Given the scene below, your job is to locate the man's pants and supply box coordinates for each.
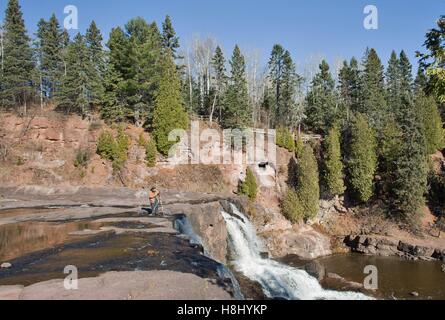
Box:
[151,198,159,215]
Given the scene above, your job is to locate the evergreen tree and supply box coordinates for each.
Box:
[161,15,180,56]
[379,118,403,196]
[268,45,302,127]
[399,50,413,94]
[418,93,444,154]
[323,123,345,197]
[101,62,128,122]
[223,45,251,128]
[306,60,338,133]
[268,44,285,125]
[152,51,188,155]
[86,21,105,104]
[282,188,304,223]
[346,113,378,202]
[212,46,227,122]
[393,94,428,218]
[1,0,36,110]
[107,27,130,78]
[414,66,428,94]
[417,16,445,106]
[104,19,163,124]
[57,33,95,117]
[385,51,401,113]
[338,57,360,120]
[36,14,65,98]
[295,145,320,220]
[280,51,302,128]
[360,48,388,131]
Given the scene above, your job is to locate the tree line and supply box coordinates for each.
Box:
[0,0,444,224]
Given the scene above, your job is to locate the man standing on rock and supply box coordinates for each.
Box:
[149,187,161,216]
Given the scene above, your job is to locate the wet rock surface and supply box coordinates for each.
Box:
[8,271,233,300]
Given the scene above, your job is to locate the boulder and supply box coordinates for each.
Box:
[303,261,326,281]
[1,262,12,269]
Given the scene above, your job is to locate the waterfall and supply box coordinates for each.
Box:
[222,204,372,300]
[173,214,245,300]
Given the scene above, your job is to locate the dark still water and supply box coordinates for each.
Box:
[315,254,445,300]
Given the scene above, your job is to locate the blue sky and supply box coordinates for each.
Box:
[1,0,443,72]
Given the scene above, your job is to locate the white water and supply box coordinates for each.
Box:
[222,204,372,300]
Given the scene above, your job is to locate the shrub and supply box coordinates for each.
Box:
[282,145,320,222]
[295,145,320,220]
[276,127,295,152]
[346,114,377,203]
[138,133,147,147]
[74,149,89,168]
[97,131,115,161]
[323,124,345,196]
[282,188,304,223]
[96,129,130,172]
[239,167,258,200]
[146,139,157,167]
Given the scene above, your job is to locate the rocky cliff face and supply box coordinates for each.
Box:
[345,235,445,262]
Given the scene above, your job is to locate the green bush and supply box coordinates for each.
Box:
[146,139,157,167]
[296,145,320,220]
[282,188,304,223]
[346,114,377,203]
[276,127,295,152]
[282,145,320,222]
[323,124,345,196]
[239,167,258,200]
[97,128,130,172]
[97,131,115,161]
[74,149,90,168]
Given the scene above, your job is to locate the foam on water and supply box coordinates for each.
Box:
[222,204,372,300]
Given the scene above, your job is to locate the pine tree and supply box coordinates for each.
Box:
[86,21,105,104]
[418,93,444,154]
[306,60,338,133]
[338,57,360,120]
[105,19,163,125]
[223,45,251,128]
[57,33,95,117]
[360,48,388,131]
[101,62,128,122]
[153,51,188,155]
[282,188,304,223]
[385,51,401,113]
[268,44,285,126]
[212,46,227,123]
[417,15,445,106]
[414,66,428,94]
[346,113,378,202]
[1,0,36,110]
[295,145,320,220]
[161,15,180,56]
[393,93,428,218]
[280,51,302,128]
[36,14,65,99]
[323,123,345,197]
[268,45,302,127]
[107,27,130,78]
